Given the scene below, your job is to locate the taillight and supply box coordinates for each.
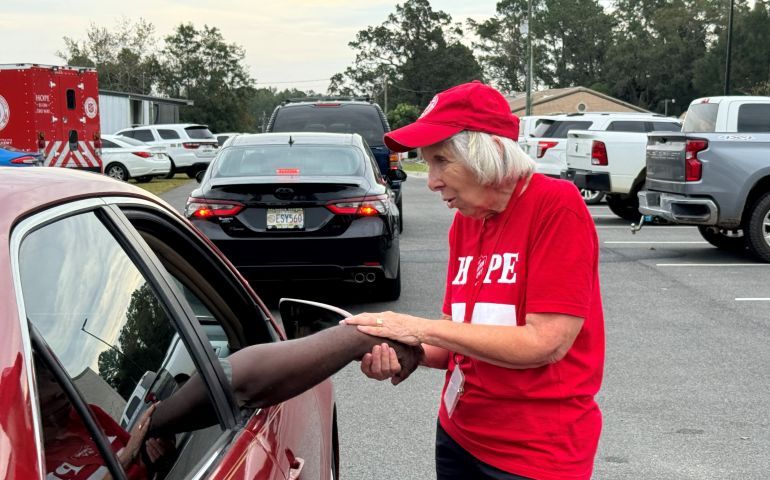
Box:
[132,151,152,158]
[10,155,38,165]
[276,168,300,175]
[536,141,558,158]
[37,131,46,150]
[93,132,102,149]
[327,194,389,216]
[591,141,608,166]
[183,142,201,149]
[185,197,245,218]
[685,139,707,182]
[389,153,400,170]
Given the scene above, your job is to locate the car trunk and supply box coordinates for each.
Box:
[646,132,689,185]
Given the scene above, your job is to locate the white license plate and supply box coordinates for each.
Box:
[267,208,304,229]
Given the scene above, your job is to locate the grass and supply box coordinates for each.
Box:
[130,175,194,196]
[402,160,428,173]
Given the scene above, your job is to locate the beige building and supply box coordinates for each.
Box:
[507,87,648,115]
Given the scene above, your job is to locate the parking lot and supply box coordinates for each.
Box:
[161,173,770,479]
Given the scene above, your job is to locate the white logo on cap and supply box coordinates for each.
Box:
[0,95,9,131]
[419,95,439,119]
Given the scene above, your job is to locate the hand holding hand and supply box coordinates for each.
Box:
[342,311,422,346]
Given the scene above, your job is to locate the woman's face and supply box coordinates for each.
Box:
[423,142,493,219]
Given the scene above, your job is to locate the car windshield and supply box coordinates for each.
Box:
[213,144,365,177]
[682,103,719,132]
[185,126,216,139]
[271,104,387,146]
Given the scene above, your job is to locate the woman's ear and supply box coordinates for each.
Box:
[491,135,505,158]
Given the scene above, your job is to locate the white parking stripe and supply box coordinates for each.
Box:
[735,298,770,301]
[657,263,770,267]
[604,241,708,244]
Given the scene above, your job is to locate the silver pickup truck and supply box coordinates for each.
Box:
[638,96,770,261]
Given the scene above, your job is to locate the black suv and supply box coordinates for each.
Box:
[266,98,407,231]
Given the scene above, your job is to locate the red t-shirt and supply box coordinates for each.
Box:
[44,405,145,480]
[439,174,604,480]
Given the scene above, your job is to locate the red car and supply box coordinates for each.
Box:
[0,167,338,479]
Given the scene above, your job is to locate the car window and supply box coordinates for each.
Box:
[117,130,135,139]
[214,144,365,178]
[652,121,681,132]
[185,126,216,140]
[682,103,719,132]
[606,121,647,133]
[18,211,226,480]
[271,104,387,146]
[158,129,181,140]
[133,129,155,142]
[542,120,593,138]
[118,136,148,147]
[737,103,770,133]
[360,138,385,184]
[102,139,119,149]
[531,119,555,137]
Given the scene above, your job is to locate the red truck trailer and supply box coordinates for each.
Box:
[0,64,102,171]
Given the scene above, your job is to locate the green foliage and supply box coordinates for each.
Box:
[387,103,421,129]
[330,0,483,108]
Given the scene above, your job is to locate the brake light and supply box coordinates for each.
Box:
[132,151,152,158]
[10,155,38,165]
[183,142,201,149]
[185,197,245,218]
[685,139,707,182]
[93,132,102,149]
[389,153,401,170]
[37,131,46,150]
[591,141,608,166]
[314,103,341,107]
[277,168,300,175]
[536,141,558,158]
[327,194,389,216]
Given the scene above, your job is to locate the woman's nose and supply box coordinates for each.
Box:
[427,168,443,191]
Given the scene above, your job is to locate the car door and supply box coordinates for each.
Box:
[10,198,286,479]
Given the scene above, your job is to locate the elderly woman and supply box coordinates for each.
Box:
[343,81,604,480]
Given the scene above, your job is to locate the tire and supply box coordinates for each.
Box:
[581,189,605,205]
[331,407,339,480]
[396,196,404,233]
[163,160,176,179]
[606,194,641,222]
[380,260,401,301]
[745,192,770,262]
[135,176,153,183]
[698,225,747,253]
[105,162,129,182]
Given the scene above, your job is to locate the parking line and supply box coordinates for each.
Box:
[657,263,770,267]
[605,241,707,244]
[735,298,770,301]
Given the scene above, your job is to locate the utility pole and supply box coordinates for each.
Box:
[383,75,388,113]
[664,98,675,116]
[724,0,734,96]
[524,0,533,116]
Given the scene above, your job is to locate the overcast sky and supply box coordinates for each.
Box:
[1,0,501,92]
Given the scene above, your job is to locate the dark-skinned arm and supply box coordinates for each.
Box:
[149,325,423,435]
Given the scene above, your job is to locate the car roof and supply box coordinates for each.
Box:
[228,132,360,147]
[120,123,208,130]
[0,168,170,231]
[279,100,375,107]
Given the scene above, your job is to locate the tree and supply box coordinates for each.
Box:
[156,24,257,132]
[330,0,483,108]
[387,103,421,129]
[57,18,160,94]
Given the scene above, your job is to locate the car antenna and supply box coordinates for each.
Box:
[288,135,294,146]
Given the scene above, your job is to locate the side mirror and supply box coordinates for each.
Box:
[195,169,206,183]
[387,169,407,182]
[278,298,352,340]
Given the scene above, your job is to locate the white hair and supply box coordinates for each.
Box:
[435,131,536,186]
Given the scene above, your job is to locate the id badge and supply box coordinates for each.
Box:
[443,365,465,417]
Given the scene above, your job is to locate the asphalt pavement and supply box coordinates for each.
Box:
[161,174,770,479]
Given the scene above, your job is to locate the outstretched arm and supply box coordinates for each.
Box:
[149,325,423,435]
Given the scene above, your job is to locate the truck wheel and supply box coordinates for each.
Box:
[105,163,129,182]
[606,194,640,222]
[697,226,747,252]
[746,192,770,262]
[581,189,605,205]
[163,160,176,179]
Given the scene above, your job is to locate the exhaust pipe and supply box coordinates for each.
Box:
[354,273,366,283]
[365,272,376,283]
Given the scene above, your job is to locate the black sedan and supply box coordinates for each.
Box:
[186,132,402,300]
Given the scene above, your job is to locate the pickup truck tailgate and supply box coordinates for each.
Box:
[646,133,688,183]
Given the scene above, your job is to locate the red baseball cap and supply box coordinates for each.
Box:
[384,80,519,152]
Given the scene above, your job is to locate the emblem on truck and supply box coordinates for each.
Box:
[0,95,9,131]
[84,97,98,119]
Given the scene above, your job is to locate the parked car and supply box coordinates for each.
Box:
[1,167,339,479]
[101,134,171,182]
[517,115,557,145]
[115,123,218,179]
[562,117,681,220]
[639,96,770,261]
[187,132,402,300]
[265,98,408,232]
[0,145,41,167]
[524,112,676,204]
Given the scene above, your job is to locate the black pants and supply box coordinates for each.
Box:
[436,422,532,480]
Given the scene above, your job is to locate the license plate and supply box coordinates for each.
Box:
[267,208,304,230]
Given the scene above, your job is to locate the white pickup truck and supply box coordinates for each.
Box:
[561,117,681,220]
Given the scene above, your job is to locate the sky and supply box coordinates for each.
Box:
[1,0,502,93]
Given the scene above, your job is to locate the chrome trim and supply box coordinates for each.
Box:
[638,191,718,224]
[9,197,107,479]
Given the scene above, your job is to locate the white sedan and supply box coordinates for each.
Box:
[102,134,171,182]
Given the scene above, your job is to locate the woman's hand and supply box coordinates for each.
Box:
[342,311,423,346]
